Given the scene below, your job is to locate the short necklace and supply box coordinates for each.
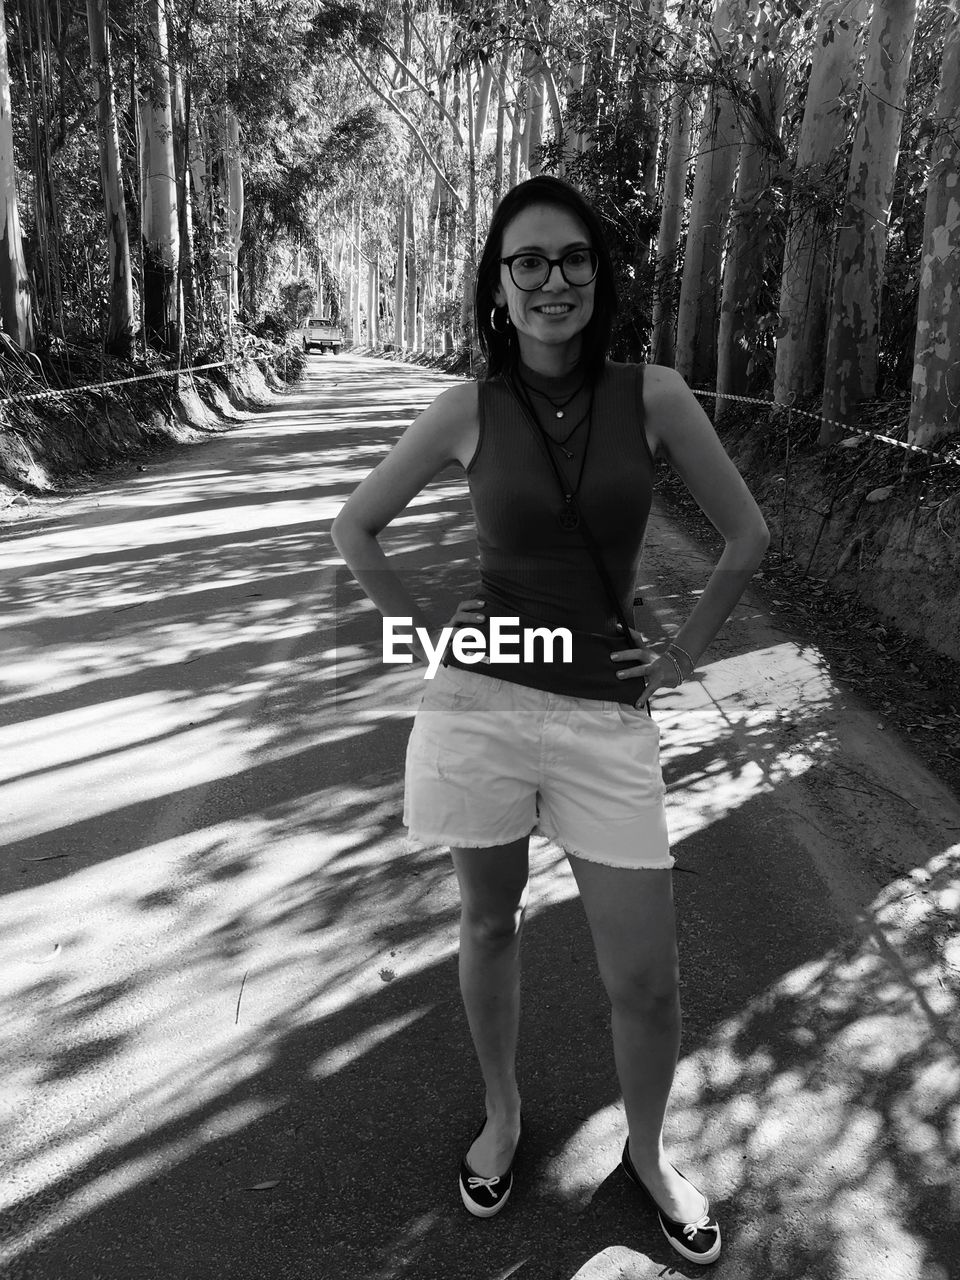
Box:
[511,376,595,530]
[519,375,586,420]
[538,407,591,460]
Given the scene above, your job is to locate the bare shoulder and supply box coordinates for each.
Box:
[417,380,480,470]
[640,362,690,455]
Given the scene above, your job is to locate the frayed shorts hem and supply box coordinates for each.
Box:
[402,824,537,852]
[403,824,674,870]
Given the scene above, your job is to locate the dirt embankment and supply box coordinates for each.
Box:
[0,343,304,504]
[658,403,960,794]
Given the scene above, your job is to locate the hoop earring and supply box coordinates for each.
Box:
[490,306,511,334]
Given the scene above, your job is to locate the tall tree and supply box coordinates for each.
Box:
[716,10,786,413]
[821,0,918,441]
[139,0,181,353]
[0,5,34,350]
[222,0,244,333]
[87,0,135,357]
[674,0,740,385]
[908,8,960,449]
[774,0,869,405]
[651,72,694,366]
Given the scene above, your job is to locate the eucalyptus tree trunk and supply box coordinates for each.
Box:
[222,0,243,333]
[674,0,739,386]
[367,250,379,347]
[493,42,509,202]
[0,9,33,350]
[169,47,198,342]
[139,0,180,353]
[821,0,917,442]
[475,60,494,153]
[394,193,406,348]
[508,101,522,189]
[461,63,478,355]
[716,27,786,414]
[564,58,588,161]
[524,72,545,176]
[651,74,694,366]
[908,12,960,449]
[87,0,134,356]
[774,0,869,405]
[405,195,418,352]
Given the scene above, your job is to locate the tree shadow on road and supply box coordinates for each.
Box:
[2,358,957,1280]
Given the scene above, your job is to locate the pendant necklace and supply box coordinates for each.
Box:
[539,407,591,460]
[511,375,595,531]
[519,375,586,420]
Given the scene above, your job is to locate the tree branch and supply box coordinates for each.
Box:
[374,36,465,150]
[347,53,464,209]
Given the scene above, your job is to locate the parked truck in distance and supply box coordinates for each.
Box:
[302,317,344,354]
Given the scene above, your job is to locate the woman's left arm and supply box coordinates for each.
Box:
[616,365,770,706]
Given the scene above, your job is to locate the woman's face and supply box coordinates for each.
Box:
[493,203,596,361]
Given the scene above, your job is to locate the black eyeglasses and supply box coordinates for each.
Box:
[498,249,599,291]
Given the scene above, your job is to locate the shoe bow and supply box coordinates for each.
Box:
[467,1174,502,1197]
[683,1213,718,1241]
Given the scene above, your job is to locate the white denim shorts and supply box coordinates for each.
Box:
[403,664,672,870]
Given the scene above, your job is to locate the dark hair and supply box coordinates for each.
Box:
[475,175,617,383]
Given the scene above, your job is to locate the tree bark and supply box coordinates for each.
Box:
[908,11,960,449]
[494,45,507,203]
[651,75,694,366]
[717,19,786,414]
[139,0,180,354]
[394,192,406,349]
[774,0,869,405]
[674,0,740,386]
[87,0,134,357]
[0,5,34,350]
[169,40,198,345]
[405,194,417,352]
[223,0,244,336]
[821,0,917,442]
[367,250,379,347]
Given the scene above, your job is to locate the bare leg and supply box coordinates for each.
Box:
[566,858,705,1222]
[451,836,529,1177]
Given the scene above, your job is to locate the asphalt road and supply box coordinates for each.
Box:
[1,354,958,1280]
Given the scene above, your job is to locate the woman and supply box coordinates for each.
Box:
[332,175,768,1266]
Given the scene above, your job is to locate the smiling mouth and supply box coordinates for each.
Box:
[534,304,574,315]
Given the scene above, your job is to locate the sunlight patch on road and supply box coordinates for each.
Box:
[666,844,959,1277]
[541,844,960,1276]
[308,1008,431,1079]
[657,640,837,845]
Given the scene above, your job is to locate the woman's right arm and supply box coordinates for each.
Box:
[331,381,478,636]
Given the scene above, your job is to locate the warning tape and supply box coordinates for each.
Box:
[0,359,239,409]
[691,387,960,469]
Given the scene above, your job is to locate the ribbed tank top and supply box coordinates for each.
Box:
[444,359,655,701]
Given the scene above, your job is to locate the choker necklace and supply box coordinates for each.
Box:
[519,374,586,420]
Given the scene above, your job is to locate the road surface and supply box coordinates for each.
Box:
[1,354,958,1280]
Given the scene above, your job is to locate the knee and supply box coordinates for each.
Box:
[461,900,527,947]
[601,963,680,1026]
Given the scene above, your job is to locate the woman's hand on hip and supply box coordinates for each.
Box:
[610,628,681,709]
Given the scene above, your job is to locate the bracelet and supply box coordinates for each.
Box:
[668,643,695,677]
[662,650,685,687]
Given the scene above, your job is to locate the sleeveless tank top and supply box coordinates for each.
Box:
[444,359,655,702]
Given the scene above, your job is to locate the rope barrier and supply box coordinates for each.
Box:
[0,358,240,409]
[2,352,956,472]
[690,387,960,469]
